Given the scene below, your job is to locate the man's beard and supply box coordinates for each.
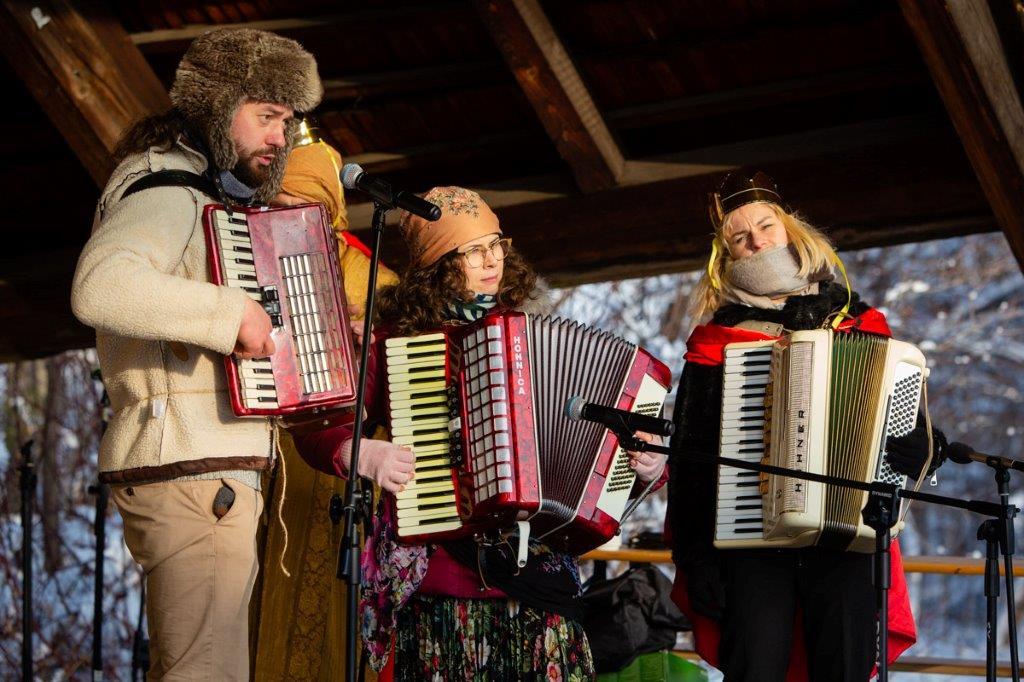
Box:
[232,146,277,188]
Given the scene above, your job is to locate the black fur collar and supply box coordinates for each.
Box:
[712,281,870,331]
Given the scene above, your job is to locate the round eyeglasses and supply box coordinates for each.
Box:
[458,237,512,269]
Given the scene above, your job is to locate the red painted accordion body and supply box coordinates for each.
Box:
[385,311,671,554]
[203,203,358,417]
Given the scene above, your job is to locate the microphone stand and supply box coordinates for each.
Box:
[89,373,110,681]
[19,440,36,682]
[977,459,1020,682]
[337,200,388,682]
[88,482,109,681]
[620,434,1013,682]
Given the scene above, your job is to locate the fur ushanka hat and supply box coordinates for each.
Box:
[170,28,323,199]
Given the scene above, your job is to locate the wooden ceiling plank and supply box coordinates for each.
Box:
[322,61,506,102]
[344,129,536,175]
[129,3,463,49]
[606,64,924,130]
[474,0,624,193]
[0,0,169,186]
[345,115,948,228]
[342,115,993,286]
[899,0,1024,269]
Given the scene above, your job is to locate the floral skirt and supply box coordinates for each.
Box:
[393,594,595,681]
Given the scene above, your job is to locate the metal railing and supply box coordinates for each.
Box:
[581,549,1024,677]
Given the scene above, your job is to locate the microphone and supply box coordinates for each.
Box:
[947,442,1024,473]
[340,163,441,221]
[564,396,675,438]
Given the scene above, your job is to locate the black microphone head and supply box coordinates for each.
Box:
[424,201,442,221]
[946,441,975,464]
[565,396,586,421]
[340,163,364,190]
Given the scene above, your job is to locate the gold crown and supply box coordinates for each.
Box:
[293,118,321,147]
[708,170,782,227]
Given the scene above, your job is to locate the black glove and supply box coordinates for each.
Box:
[682,551,726,621]
[886,424,948,478]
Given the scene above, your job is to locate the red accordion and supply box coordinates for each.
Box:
[384,311,672,555]
[203,203,358,417]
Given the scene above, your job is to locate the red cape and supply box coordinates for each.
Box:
[667,309,917,680]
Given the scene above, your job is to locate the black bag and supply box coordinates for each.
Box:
[581,564,690,673]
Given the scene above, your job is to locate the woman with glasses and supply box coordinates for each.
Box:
[292,186,666,681]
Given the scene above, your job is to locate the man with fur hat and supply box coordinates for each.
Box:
[70,28,322,680]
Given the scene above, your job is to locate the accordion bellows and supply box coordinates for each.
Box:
[715,329,927,553]
[384,311,672,555]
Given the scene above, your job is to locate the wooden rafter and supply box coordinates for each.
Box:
[474,0,624,193]
[899,0,1024,270]
[0,0,169,186]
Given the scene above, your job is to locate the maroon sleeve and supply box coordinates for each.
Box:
[649,459,669,493]
[290,331,388,478]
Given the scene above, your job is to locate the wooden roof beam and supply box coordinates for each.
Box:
[0,0,169,186]
[474,0,624,193]
[899,0,1024,270]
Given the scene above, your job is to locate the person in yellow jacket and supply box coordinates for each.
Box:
[249,124,398,681]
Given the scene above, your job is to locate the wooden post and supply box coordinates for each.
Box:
[0,0,170,186]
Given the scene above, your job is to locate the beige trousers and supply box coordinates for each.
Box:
[113,479,263,681]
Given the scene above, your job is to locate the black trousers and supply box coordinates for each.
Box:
[718,548,877,682]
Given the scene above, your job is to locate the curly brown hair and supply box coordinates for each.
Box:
[375,247,537,336]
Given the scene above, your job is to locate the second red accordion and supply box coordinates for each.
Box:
[384,311,672,555]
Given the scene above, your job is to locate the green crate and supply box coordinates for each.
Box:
[596,651,708,682]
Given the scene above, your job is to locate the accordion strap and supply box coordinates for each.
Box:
[734,319,784,337]
[120,169,218,201]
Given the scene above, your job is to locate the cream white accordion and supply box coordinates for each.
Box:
[715,329,928,553]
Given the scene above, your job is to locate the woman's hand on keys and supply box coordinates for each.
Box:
[344,438,416,493]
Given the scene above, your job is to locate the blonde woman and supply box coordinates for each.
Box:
[666,172,945,682]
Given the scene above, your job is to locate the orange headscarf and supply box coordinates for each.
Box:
[399,186,501,267]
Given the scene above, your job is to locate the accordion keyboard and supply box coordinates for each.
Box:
[385,333,463,537]
[715,342,773,543]
[211,210,280,410]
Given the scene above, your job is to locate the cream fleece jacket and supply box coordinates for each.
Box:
[71,137,273,483]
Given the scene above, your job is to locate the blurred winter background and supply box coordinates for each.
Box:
[2,232,1022,679]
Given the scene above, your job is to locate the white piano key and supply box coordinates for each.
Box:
[224,261,257,276]
[396,518,462,537]
[386,333,446,349]
[396,506,461,527]
[395,493,456,510]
